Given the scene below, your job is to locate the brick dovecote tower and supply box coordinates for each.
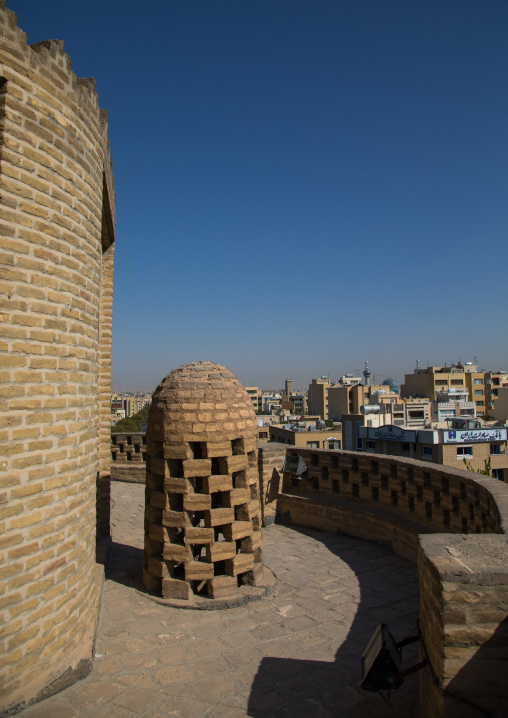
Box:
[143,361,264,600]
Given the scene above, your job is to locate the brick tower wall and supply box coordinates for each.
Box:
[0,2,115,711]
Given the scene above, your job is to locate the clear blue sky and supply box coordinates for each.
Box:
[10,0,508,391]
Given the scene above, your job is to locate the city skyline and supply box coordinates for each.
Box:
[10,0,508,392]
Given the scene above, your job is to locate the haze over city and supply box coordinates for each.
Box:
[11,0,508,392]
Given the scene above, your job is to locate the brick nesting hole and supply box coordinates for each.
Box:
[143,361,263,600]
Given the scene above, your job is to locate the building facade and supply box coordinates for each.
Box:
[269,423,342,450]
[359,421,508,481]
[401,363,508,419]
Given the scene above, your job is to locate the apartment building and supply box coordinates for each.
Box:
[308,377,332,419]
[328,384,399,420]
[492,387,508,423]
[401,363,508,418]
[245,386,263,413]
[431,389,476,424]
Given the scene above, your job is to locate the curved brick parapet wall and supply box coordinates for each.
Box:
[279,448,508,718]
[280,449,506,554]
[143,362,264,600]
[0,2,115,711]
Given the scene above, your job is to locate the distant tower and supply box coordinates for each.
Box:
[415,359,420,374]
[363,361,371,386]
[285,378,293,397]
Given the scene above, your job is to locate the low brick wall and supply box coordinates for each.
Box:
[110,437,287,530]
[279,448,508,718]
[110,432,147,483]
[258,443,286,526]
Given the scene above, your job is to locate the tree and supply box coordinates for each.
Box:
[112,405,150,433]
[463,456,492,477]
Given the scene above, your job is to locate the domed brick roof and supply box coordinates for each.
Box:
[148,361,257,446]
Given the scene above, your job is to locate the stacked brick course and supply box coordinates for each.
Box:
[0,2,115,711]
[111,431,147,483]
[143,362,264,600]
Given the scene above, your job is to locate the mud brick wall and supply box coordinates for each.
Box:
[278,447,508,718]
[143,362,264,601]
[0,2,115,711]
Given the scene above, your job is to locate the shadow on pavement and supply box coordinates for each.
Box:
[248,526,420,718]
[106,541,145,591]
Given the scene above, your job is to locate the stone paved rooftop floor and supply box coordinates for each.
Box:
[19,482,420,718]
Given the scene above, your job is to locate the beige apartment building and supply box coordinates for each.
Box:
[308,377,332,419]
[328,383,399,420]
[245,386,262,413]
[401,363,508,418]
[492,387,508,423]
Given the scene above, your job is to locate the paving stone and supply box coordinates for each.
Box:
[153,664,195,685]
[92,707,134,718]
[191,675,236,701]
[112,687,165,712]
[124,635,164,653]
[118,673,161,689]
[158,695,213,717]
[281,615,318,632]
[95,657,121,675]
[98,641,126,657]
[154,645,198,665]
[19,700,79,718]
[205,706,248,718]
[120,652,158,670]
[187,656,230,676]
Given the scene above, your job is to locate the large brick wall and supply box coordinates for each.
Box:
[0,2,115,711]
[279,448,508,718]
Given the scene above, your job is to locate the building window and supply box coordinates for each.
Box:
[259,432,268,439]
[366,441,375,452]
[457,446,472,457]
[435,380,448,385]
[490,444,501,455]
[402,442,410,453]
[474,390,483,396]
[451,380,464,385]
[422,447,433,460]
[307,441,319,448]
[492,469,505,481]
[474,379,483,385]
[328,440,341,450]
[475,401,484,406]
